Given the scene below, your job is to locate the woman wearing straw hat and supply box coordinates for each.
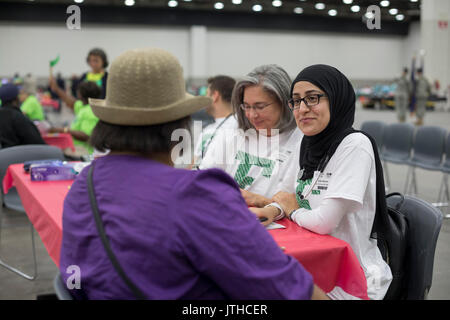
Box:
[59,48,326,300]
[199,65,303,225]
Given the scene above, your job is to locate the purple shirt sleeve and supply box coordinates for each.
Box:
[172,168,314,300]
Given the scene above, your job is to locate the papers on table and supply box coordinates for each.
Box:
[265,222,286,230]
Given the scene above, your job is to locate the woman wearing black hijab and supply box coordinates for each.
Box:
[256,65,393,300]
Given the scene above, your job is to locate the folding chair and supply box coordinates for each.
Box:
[404,126,446,196]
[435,131,450,219]
[381,123,415,192]
[0,145,65,280]
[386,194,443,299]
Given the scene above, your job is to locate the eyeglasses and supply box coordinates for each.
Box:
[288,94,326,111]
[240,102,275,113]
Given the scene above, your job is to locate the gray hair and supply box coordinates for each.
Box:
[231,64,296,133]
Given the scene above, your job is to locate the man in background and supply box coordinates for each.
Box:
[19,86,45,121]
[414,68,431,126]
[191,75,237,169]
[0,83,45,148]
[394,67,410,122]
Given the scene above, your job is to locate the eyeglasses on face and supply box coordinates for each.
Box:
[239,102,275,113]
[288,94,326,111]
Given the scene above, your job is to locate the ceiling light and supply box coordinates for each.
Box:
[124,0,135,6]
[396,14,405,21]
[410,0,418,2]
[343,0,353,4]
[168,0,178,8]
[214,2,224,10]
[389,8,398,15]
[231,0,242,4]
[315,3,325,10]
[272,0,282,7]
[350,5,360,12]
[252,4,263,12]
[328,9,337,16]
[380,1,390,7]
[74,0,84,3]
[293,7,303,14]
[365,11,375,19]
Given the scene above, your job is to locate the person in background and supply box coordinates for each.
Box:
[60,48,327,300]
[191,75,238,169]
[199,64,303,224]
[0,83,45,148]
[252,64,393,300]
[49,78,101,155]
[414,68,431,126]
[72,48,109,99]
[394,68,410,123]
[19,86,45,121]
[23,73,37,95]
[48,72,66,113]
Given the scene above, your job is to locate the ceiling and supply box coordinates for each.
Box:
[1,0,421,21]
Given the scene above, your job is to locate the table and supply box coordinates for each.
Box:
[42,133,76,152]
[3,164,369,300]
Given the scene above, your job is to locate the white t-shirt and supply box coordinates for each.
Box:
[200,126,303,199]
[281,133,393,300]
[194,115,238,161]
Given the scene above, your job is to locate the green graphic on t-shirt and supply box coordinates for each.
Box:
[201,133,214,153]
[234,151,275,189]
[295,178,313,210]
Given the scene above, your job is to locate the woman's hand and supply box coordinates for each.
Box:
[272,191,299,218]
[248,206,279,227]
[240,189,270,208]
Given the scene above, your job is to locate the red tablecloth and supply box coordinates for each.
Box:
[3,163,369,300]
[42,133,75,152]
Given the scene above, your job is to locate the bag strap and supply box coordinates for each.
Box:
[87,164,147,300]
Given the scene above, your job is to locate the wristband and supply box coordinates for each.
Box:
[265,202,285,221]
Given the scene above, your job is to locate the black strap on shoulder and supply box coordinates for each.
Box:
[87,164,147,300]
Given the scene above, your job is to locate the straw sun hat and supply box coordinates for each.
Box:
[89,48,212,126]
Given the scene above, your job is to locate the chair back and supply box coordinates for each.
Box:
[410,126,446,168]
[386,194,443,299]
[382,123,415,162]
[361,121,386,152]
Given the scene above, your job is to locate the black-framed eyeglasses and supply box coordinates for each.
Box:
[239,102,275,113]
[288,94,326,111]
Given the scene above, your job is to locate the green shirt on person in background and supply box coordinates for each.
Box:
[20,95,44,121]
[71,100,99,154]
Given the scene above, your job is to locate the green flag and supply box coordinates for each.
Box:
[49,55,60,67]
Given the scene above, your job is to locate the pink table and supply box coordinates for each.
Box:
[3,164,369,299]
[42,133,76,152]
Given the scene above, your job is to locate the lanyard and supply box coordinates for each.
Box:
[297,154,329,200]
[201,114,233,158]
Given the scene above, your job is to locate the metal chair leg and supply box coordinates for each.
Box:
[404,166,412,195]
[384,160,391,192]
[0,208,38,281]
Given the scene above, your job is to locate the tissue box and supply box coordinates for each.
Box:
[23,159,63,173]
[30,163,77,181]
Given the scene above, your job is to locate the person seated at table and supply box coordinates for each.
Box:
[60,48,328,300]
[19,86,45,121]
[0,83,45,148]
[48,79,101,155]
[199,64,303,216]
[251,64,393,300]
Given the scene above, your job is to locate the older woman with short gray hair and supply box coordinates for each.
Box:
[200,64,303,224]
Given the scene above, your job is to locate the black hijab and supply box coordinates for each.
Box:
[291,64,388,239]
[291,64,356,180]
